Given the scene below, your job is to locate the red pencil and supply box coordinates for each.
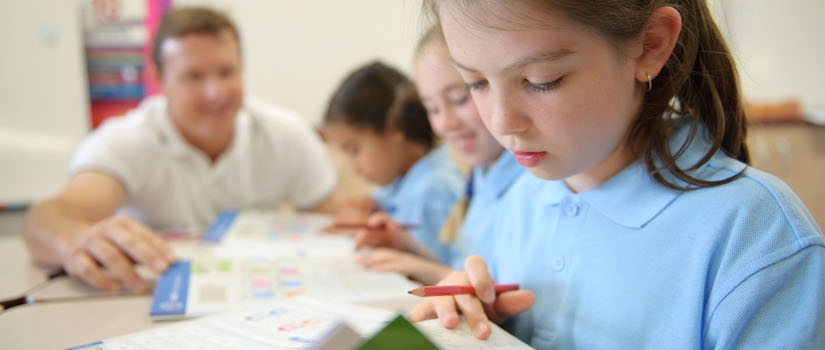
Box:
[407,283,520,297]
[328,222,418,230]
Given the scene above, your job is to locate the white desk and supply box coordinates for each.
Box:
[0,237,419,349]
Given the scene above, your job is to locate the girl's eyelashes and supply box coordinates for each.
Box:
[464,76,565,93]
[464,79,488,92]
[524,76,565,93]
[450,93,470,106]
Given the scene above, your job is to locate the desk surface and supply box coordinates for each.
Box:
[0,237,167,349]
[0,236,419,349]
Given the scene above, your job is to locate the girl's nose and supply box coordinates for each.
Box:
[487,88,530,136]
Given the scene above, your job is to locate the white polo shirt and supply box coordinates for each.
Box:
[69,95,338,232]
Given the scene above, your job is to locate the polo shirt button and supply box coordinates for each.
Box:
[564,203,579,216]
[552,256,565,271]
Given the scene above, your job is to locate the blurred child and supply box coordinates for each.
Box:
[322,61,464,263]
[410,0,825,348]
[355,25,526,285]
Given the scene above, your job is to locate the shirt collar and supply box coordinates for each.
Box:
[398,144,450,191]
[472,151,526,199]
[373,145,450,203]
[154,95,250,164]
[533,120,716,228]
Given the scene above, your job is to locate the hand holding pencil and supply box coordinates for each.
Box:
[408,283,520,297]
[408,255,535,340]
[348,211,415,251]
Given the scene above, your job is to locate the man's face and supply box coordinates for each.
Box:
[158,30,243,146]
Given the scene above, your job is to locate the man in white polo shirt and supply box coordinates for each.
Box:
[23,7,344,293]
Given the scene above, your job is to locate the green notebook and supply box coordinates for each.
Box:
[356,315,439,350]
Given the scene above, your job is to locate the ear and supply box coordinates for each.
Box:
[152,65,165,94]
[387,128,407,145]
[635,6,682,84]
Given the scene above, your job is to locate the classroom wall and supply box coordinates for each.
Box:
[0,0,423,205]
[1,0,823,205]
[227,1,425,126]
[714,0,825,122]
[0,0,89,205]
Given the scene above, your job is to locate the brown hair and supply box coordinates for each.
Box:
[152,7,241,75]
[425,0,749,190]
[324,61,435,149]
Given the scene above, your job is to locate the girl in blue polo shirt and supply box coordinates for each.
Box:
[409,1,825,349]
[354,25,527,284]
[322,61,464,264]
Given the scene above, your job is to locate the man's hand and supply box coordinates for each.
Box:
[58,215,177,292]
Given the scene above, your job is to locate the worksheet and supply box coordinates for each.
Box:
[151,211,419,320]
[72,299,535,350]
[415,317,534,349]
[72,298,396,350]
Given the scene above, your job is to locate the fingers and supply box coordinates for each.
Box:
[365,211,392,228]
[454,294,492,339]
[410,296,491,339]
[464,255,495,303]
[355,249,404,274]
[125,219,177,263]
[491,290,535,323]
[353,229,378,250]
[65,251,122,292]
[63,215,175,293]
[355,248,391,266]
[104,224,168,274]
[408,300,438,323]
[433,296,461,329]
[84,235,146,292]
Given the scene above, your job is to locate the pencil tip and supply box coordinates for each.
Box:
[408,287,425,297]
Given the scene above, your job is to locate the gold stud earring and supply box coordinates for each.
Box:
[647,73,653,92]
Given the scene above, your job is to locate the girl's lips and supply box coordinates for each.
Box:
[512,151,547,167]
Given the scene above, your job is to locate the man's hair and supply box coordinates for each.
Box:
[152,7,241,75]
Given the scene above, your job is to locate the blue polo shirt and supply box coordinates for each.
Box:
[450,151,526,269]
[371,145,464,263]
[489,123,825,349]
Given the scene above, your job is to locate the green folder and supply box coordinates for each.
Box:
[356,315,439,350]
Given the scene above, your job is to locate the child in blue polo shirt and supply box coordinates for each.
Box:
[322,61,464,263]
[354,25,527,284]
[409,0,825,349]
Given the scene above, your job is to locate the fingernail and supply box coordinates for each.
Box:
[165,252,178,262]
[153,260,168,272]
[484,290,495,303]
[475,322,490,337]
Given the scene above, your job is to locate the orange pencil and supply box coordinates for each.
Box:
[328,222,418,230]
[407,283,520,297]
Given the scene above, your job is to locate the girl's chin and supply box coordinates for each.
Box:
[524,166,565,181]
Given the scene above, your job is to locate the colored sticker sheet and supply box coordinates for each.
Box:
[151,211,418,320]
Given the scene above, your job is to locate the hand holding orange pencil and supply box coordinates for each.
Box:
[408,256,535,340]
